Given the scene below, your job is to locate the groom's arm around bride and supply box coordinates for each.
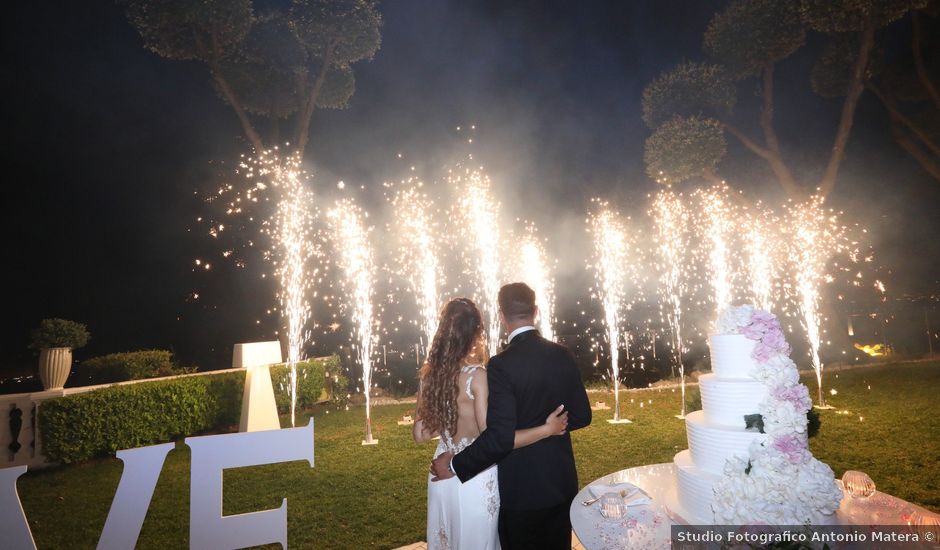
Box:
[448,341,591,484]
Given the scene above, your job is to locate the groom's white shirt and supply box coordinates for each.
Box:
[449,325,537,475]
[507,325,536,343]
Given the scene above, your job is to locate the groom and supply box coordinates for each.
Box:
[431,282,592,549]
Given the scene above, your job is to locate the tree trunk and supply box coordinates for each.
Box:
[817,23,876,197]
[721,120,805,199]
[294,42,337,160]
[701,166,724,186]
[760,64,783,154]
[868,83,940,157]
[891,121,940,182]
[721,121,771,159]
[912,12,940,112]
[759,64,801,195]
[210,67,266,154]
[195,31,265,155]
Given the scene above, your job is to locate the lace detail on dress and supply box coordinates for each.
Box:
[464,375,474,400]
[436,525,451,550]
[441,430,474,454]
[485,473,500,519]
[461,364,483,400]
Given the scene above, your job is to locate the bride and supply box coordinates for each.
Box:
[413,298,568,549]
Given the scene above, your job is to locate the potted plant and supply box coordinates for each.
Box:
[29,318,90,390]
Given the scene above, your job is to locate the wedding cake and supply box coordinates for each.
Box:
[673,305,843,525]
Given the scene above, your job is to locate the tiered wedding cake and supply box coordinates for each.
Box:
[673,305,843,525]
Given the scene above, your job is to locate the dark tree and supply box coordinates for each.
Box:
[642,0,930,197]
[862,2,940,181]
[122,0,382,159]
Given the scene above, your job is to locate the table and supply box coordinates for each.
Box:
[570,462,937,550]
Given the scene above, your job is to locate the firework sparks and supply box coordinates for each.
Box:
[694,184,736,316]
[588,201,634,422]
[238,149,318,427]
[453,168,502,355]
[651,190,689,418]
[327,198,379,443]
[196,144,880,426]
[784,195,854,407]
[517,225,556,341]
[391,184,442,347]
[743,204,777,311]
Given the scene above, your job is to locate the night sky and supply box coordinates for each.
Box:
[5,1,939,375]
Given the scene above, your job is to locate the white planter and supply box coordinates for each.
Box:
[39,347,73,390]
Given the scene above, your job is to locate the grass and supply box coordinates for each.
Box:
[17,361,940,549]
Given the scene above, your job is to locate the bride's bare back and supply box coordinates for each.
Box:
[451,364,487,445]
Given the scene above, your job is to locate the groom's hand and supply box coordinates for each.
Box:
[430,451,455,482]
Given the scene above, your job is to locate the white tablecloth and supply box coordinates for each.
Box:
[570,462,936,550]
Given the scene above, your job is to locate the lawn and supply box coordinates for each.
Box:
[17,361,940,549]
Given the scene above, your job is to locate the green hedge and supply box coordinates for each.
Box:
[78,350,193,385]
[40,357,338,464]
[272,359,327,411]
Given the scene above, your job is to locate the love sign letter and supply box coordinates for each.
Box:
[188,420,315,550]
[0,420,314,550]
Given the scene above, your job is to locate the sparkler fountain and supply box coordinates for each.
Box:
[327,198,380,444]
[518,226,556,341]
[392,184,442,347]
[651,190,689,419]
[454,168,502,355]
[743,204,777,311]
[588,202,633,424]
[237,149,317,428]
[695,184,735,317]
[785,196,851,409]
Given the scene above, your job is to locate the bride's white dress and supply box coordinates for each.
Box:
[427,365,500,550]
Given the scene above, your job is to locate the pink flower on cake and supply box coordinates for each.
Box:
[741,309,780,340]
[761,328,790,354]
[772,434,809,464]
[772,385,812,411]
[752,342,775,363]
[751,309,778,326]
[741,322,767,340]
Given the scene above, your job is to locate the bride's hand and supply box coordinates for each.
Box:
[544,404,568,436]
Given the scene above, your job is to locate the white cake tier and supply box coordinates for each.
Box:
[686,410,765,475]
[674,450,719,524]
[699,374,767,429]
[709,334,757,379]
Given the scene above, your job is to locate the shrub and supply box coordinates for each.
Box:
[29,319,90,350]
[321,355,349,409]
[40,356,334,463]
[79,350,193,385]
[270,359,328,413]
[40,373,240,463]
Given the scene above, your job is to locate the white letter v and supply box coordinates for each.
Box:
[96,442,174,550]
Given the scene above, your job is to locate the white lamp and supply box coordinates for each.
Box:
[234,341,283,432]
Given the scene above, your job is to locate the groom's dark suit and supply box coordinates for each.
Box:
[452,329,592,549]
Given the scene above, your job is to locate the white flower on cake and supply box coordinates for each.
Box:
[753,355,800,386]
[710,305,843,525]
[715,304,755,334]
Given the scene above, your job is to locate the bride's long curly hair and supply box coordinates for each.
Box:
[416,298,488,436]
